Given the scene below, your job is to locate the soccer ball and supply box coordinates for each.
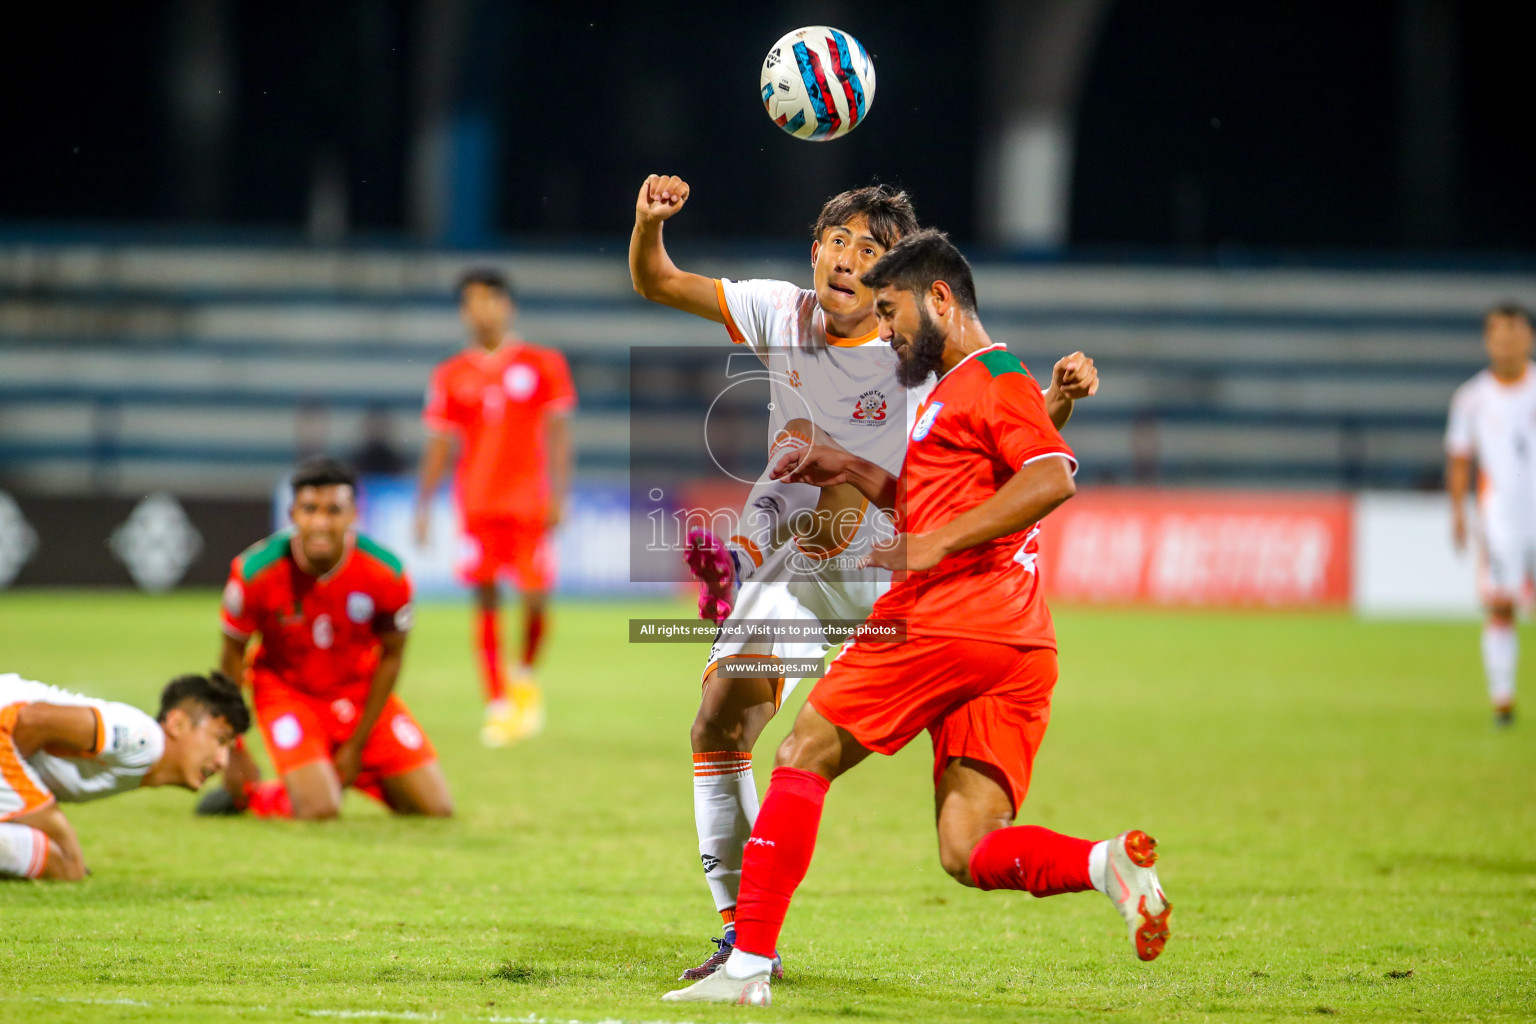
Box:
[759,26,876,142]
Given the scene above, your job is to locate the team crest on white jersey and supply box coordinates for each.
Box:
[911,402,944,441]
[503,364,538,400]
[850,389,888,425]
[346,591,374,624]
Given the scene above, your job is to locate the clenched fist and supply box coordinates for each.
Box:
[636,174,691,223]
[1051,351,1099,400]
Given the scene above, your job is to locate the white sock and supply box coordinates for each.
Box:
[0,823,49,878]
[692,751,759,918]
[1087,840,1109,894]
[724,947,775,979]
[1482,621,1518,709]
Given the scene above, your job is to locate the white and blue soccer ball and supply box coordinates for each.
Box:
[759,26,875,142]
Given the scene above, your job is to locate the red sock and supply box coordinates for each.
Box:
[967,825,1094,896]
[478,608,505,703]
[245,780,292,819]
[733,766,830,958]
[521,605,546,670]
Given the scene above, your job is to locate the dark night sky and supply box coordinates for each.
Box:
[0,0,1530,253]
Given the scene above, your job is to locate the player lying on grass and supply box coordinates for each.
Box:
[631,173,1098,980]
[665,230,1168,1006]
[200,456,453,821]
[0,671,247,881]
[1446,303,1536,728]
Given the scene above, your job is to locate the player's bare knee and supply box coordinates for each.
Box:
[292,804,340,821]
[290,792,342,820]
[403,784,454,818]
[695,673,775,752]
[937,842,978,887]
[935,819,988,887]
[773,728,836,777]
[691,705,747,751]
[1489,603,1516,625]
[421,797,454,818]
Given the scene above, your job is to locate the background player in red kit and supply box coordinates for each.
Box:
[416,269,576,747]
[204,457,452,820]
[665,231,1170,1006]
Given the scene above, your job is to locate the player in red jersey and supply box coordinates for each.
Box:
[416,268,576,747]
[665,231,1170,1006]
[200,457,452,820]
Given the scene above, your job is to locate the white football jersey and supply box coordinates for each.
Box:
[1446,364,1536,520]
[0,673,163,802]
[715,278,932,475]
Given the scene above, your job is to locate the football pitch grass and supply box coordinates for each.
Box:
[1,592,1532,1024]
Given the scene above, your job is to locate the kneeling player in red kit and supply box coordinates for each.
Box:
[665,231,1169,1006]
[199,456,453,820]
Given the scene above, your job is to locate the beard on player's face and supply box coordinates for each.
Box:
[894,302,947,387]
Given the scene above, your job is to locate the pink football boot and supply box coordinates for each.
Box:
[685,529,737,624]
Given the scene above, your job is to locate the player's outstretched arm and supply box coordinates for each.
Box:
[1043,351,1099,430]
[629,174,724,323]
[771,445,898,511]
[870,455,1076,574]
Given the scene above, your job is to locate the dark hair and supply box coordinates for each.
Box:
[158,672,250,734]
[859,228,979,315]
[457,267,515,300]
[1487,302,1532,324]
[290,454,357,493]
[812,184,919,252]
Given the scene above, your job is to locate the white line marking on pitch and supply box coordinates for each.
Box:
[5,995,767,1024]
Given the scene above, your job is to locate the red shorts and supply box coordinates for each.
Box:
[252,675,436,790]
[808,636,1056,814]
[461,517,554,591]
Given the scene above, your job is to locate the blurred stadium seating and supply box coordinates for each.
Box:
[2,239,1527,498]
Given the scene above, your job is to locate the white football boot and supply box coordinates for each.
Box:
[1099,829,1171,961]
[662,966,772,1005]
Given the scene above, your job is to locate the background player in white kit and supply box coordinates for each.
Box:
[630,173,1098,977]
[0,671,248,880]
[1447,303,1536,727]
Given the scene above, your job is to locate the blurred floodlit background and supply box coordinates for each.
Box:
[0,0,1530,613]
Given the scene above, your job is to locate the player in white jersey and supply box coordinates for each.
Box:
[0,671,248,881]
[631,173,1099,977]
[1447,303,1536,727]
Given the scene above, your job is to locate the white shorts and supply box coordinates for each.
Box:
[1479,506,1536,598]
[702,511,891,706]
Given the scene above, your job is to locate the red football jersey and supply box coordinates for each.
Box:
[872,345,1076,647]
[423,341,577,523]
[221,532,413,699]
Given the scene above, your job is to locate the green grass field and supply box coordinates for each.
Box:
[1,591,1532,1024]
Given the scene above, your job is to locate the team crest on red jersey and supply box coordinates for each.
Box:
[503,363,538,401]
[851,389,887,425]
[346,591,374,624]
[911,401,944,441]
